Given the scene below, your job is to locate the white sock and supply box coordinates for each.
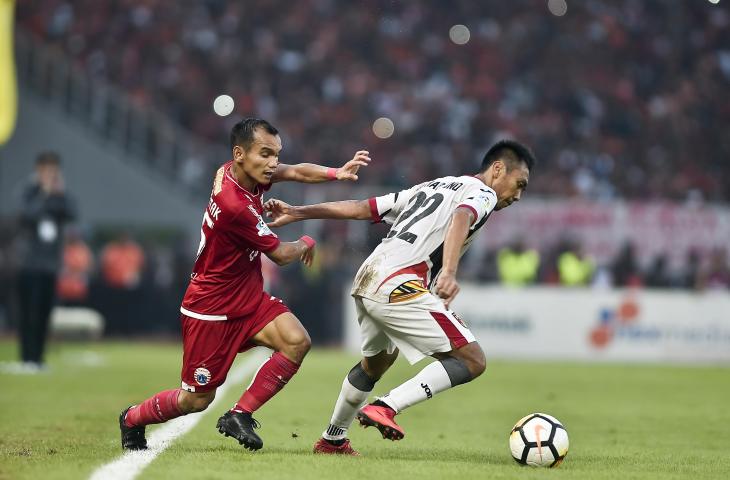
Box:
[322,376,370,441]
[380,361,453,413]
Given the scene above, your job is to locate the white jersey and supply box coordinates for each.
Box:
[351,175,497,303]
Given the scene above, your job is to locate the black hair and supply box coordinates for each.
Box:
[480,139,536,172]
[35,151,61,166]
[230,118,279,151]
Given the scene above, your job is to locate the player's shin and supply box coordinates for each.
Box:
[379,357,471,412]
[233,352,300,413]
[323,362,376,442]
[124,389,184,427]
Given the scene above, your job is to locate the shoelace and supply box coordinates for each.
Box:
[230,411,261,430]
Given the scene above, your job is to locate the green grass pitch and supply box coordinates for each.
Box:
[1,339,729,480]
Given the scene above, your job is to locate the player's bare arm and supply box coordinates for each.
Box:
[270,150,371,183]
[264,198,372,228]
[266,237,316,266]
[435,207,474,309]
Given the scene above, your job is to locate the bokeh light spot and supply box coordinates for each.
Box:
[373,117,395,139]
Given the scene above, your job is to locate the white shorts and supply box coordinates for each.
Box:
[355,293,476,364]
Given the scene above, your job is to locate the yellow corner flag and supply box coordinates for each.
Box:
[0,0,17,146]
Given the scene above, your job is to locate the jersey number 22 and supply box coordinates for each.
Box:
[386,192,444,244]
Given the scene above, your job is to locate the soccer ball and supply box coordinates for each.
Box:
[509,413,569,468]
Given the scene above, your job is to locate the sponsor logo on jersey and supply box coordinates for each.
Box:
[389,280,429,303]
[194,367,212,386]
[248,205,276,237]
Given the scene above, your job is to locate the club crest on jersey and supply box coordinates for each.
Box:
[478,189,496,210]
[247,205,276,237]
[194,367,212,386]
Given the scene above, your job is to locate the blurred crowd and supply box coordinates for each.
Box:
[1,224,728,340]
[8,1,730,339]
[0,226,352,341]
[0,225,191,337]
[470,238,730,291]
[17,0,730,202]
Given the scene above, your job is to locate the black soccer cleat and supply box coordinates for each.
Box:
[216,411,263,451]
[119,406,148,450]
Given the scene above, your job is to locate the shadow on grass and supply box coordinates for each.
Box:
[364,447,511,465]
[173,443,509,465]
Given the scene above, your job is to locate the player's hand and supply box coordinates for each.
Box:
[299,236,316,267]
[264,199,299,228]
[336,150,371,181]
[435,272,460,309]
[300,244,315,266]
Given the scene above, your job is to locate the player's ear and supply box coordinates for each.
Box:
[232,145,244,161]
[492,160,503,178]
[498,160,509,178]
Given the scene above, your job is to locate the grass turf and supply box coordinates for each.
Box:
[1,339,728,480]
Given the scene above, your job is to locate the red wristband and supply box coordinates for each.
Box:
[326,167,338,180]
[300,235,316,248]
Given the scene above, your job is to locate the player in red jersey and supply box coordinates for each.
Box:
[119,118,370,451]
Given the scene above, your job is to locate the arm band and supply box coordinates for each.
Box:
[326,167,338,180]
[300,235,316,248]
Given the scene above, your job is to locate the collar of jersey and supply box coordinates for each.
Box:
[225,161,260,197]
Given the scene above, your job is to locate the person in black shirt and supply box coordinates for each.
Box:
[14,152,76,371]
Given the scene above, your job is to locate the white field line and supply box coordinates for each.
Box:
[89,348,269,480]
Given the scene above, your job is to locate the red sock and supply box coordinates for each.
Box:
[233,352,300,413]
[124,389,183,427]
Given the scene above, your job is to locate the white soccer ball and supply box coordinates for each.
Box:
[509,413,569,468]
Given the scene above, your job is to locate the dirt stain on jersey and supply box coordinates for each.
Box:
[352,256,382,296]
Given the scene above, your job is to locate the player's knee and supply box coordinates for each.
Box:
[347,361,377,393]
[464,344,487,379]
[297,330,312,354]
[284,330,311,363]
[385,349,399,368]
[193,392,216,412]
[361,350,397,381]
[360,361,382,382]
[191,398,211,412]
[179,390,215,413]
[448,342,486,381]
[473,352,487,378]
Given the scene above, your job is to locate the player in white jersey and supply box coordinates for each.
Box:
[265,140,534,455]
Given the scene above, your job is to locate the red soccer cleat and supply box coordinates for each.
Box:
[313,437,360,456]
[356,403,405,441]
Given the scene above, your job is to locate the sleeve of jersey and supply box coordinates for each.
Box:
[458,186,497,226]
[368,187,415,225]
[230,206,281,253]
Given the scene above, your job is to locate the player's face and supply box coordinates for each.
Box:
[234,129,282,185]
[492,162,529,211]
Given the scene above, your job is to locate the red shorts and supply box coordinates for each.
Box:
[180,292,290,392]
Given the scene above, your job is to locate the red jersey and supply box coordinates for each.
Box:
[180,161,280,320]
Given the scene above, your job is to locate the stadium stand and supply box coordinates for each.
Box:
[16,0,730,202]
[3,1,728,340]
